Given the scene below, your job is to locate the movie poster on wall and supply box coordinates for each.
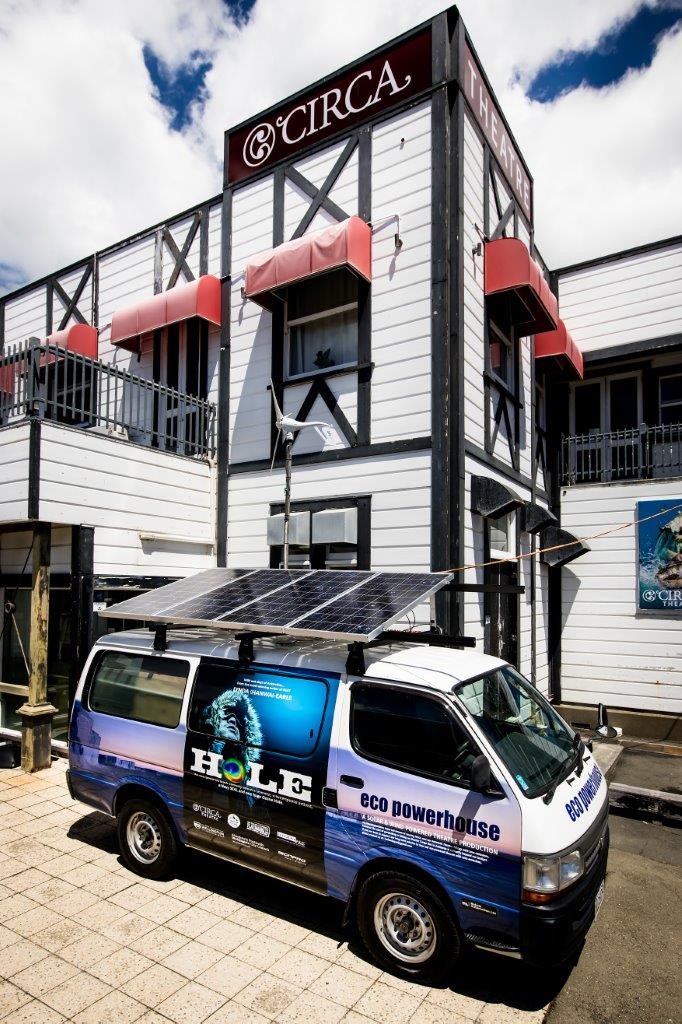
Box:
[637,499,682,613]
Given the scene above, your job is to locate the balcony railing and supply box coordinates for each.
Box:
[561,423,682,485]
[0,338,216,459]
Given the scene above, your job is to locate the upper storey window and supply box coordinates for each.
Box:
[489,313,514,390]
[285,270,358,379]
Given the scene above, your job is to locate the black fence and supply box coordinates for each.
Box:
[0,338,216,459]
[561,423,682,485]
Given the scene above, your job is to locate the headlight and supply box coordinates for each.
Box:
[523,849,584,902]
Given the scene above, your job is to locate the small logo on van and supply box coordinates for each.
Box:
[227,814,241,829]
[247,821,270,838]
[192,803,221,822]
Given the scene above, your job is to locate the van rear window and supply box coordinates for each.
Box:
[89,652,188,728]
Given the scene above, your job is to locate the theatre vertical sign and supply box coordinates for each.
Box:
[461,42,533,222]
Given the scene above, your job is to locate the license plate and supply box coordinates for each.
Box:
[594,879,605,920]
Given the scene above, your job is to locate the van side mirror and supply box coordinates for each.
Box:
[471,753,491,791]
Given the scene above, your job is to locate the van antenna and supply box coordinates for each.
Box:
[268,379,331,569]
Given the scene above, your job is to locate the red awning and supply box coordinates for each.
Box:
[1,324,99,392]
[245,216,372,310]
[44,323,99,361]
[110,275,222,352]
[535,320,584,379]
[484,238,558,336]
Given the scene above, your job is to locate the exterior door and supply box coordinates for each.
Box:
[183,659,340,893]
[487,563,519,667]
[326,682,522,947]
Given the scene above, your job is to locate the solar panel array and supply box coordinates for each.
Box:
[100,567,452,642]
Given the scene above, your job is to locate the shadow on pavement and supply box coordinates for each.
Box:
[68,809,574,1011]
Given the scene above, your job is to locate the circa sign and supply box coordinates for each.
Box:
[227,29,431,185]
[461,42,533,222]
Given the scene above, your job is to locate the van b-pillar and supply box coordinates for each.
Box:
[17,523,56,772]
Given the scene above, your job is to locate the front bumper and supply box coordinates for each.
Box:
[520,818,609,965]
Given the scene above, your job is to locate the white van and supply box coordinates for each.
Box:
[68,627,608,981]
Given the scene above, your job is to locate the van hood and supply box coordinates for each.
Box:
[521,750,608,855]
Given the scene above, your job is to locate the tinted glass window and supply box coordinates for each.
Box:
[89,652,188,728]
[574,382,601,434]
[457,666,574,798]
[351,686,477,785]
[609,376,638,431]
[660,374,682,425]
[189,663,328,758]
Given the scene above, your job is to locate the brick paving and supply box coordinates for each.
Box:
[0,759,554,1024]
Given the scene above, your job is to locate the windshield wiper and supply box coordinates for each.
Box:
[542,735,584,805]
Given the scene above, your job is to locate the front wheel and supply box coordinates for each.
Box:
[117,799,177,880]
[356,871,460,982]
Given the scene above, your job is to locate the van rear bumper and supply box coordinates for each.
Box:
[519,824,609,966]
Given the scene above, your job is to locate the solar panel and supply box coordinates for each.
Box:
[100,567,452,643]
[291,573,446,639]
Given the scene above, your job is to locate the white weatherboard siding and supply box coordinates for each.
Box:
[0,423,30,523]
[3,287,47,347]
[38,423,215,577]
[228,451,431,573]
[0,526,72,575]
[98,236,156,369]
[561,479,682,713]
[558,239,682,352]
[229,175,275,465]
[371,101,431,443]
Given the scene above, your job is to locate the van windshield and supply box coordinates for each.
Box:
[455,666,576,798]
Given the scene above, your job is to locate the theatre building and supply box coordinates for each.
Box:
[0,6,679,762]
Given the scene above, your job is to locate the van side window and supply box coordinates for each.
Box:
[189,662,328,757]
[351,685,478,786]
[89,652,188,728]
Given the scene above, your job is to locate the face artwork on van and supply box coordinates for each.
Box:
[183,664,339,893]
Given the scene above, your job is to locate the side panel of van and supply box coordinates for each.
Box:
[69,649,194,830]
[183,659,340,893]
[325,683,523,948]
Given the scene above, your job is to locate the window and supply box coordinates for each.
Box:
[489,512,515,561]
[489,317,514,389]
[89,652,188,728]
[573,381,602,435]
[456,666,575,798]
[189,663,328,758]
[351,685,479,786]
[660,374,682,425]
[286,271,358,379]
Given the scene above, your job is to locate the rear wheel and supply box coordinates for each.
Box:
[117,798,177,880]
[356,871,459,982]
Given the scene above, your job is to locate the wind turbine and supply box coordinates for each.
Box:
[269,380,332,569]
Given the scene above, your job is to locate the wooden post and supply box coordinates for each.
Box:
[17,523,56,772]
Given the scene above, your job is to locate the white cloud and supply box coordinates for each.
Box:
[0,0,679,290]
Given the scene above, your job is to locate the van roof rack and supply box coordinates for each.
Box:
[346,630,476,675]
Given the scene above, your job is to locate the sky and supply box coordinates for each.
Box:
[0,0,680,296]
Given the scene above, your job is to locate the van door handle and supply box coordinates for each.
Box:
[340,774,365,789]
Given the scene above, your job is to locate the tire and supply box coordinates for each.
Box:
[117,798,178,880]
[356,871,460,982]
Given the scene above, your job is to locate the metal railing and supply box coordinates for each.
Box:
[0,338,216,459]
[561,422,682,485]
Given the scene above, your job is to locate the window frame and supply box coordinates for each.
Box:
[349,680,485,791]
[284,277,359,382]
[659,372,682,425]
[488,316,515,391]
[187,659,332,760]
[85,649,190,730]
[488,510,516,563]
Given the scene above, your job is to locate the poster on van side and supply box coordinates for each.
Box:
[637,499,682,613]
[183,662,338,891]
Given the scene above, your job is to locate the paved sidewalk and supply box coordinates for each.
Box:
[0,760,554,1024]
